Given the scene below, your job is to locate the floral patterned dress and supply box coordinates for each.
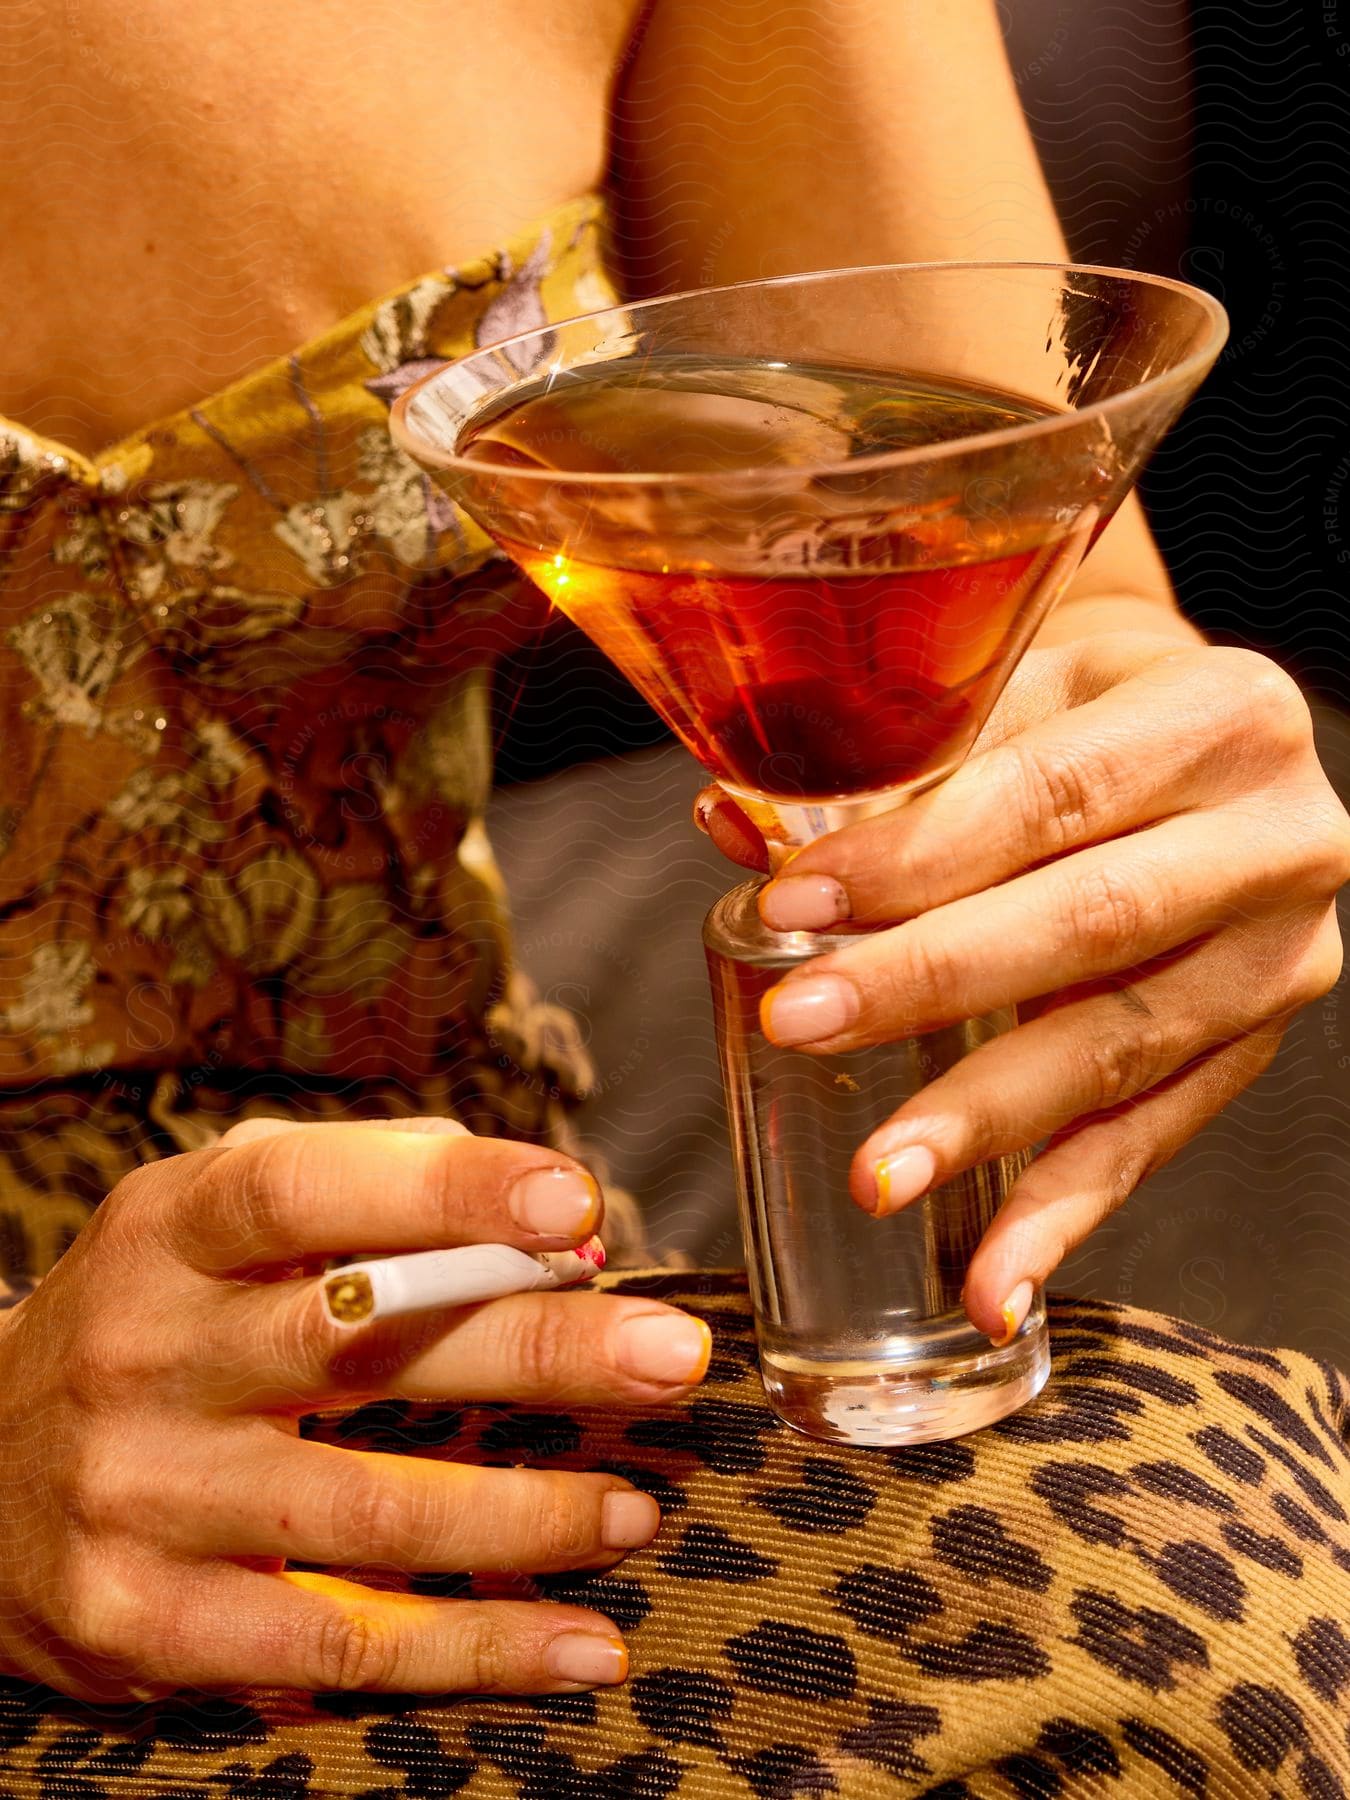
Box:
[0,192,626,1281]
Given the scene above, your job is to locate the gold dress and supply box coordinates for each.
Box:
[0,192,620,1281]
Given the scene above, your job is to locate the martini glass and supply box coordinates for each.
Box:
[391,262,1227,1444]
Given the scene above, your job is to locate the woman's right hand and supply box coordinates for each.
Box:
[0,1117,711,1702]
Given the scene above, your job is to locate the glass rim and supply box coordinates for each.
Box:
[390,258,1230,490]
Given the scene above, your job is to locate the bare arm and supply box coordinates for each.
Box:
[608,0,1193,644]
[634,4,1348,1331]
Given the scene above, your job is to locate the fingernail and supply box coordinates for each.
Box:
[873,1145,938,1214]
[545,1631,628,1687]
[759,875,851,932]
[759,974,857,1046]
[991,1279,1035,1348]
[510,1167,601,1238]
[600,1489,661,1550]
[616,1311,712,1386]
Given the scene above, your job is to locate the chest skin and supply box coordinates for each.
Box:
[0,0,642,457]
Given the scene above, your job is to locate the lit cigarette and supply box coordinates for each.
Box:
[322,1236,606,1327]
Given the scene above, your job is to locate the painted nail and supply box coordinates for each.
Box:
[616,1311,713,1386]
[759,974,858,1046]
[990,1279,1035,1348]
[600,1489,661,1550]
[545,1632,629,1687]
[873,1145,938,1214]
[759,875,851,932]
[509,1167,601,1238]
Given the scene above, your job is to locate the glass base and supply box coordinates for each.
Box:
[759,1319,1051,1446]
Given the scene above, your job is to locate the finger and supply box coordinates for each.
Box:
[167,1430,660,1572]
[167,1126,605,1273]
[209,1117,472,1273]
[199,1285,713,1411]
[850,910,1340,1213]
[63,1563,632,1698]
[758,808,1312,1053]
[960,1024,1285,1338]
[758,645,1309,930]
[694,786,769,870]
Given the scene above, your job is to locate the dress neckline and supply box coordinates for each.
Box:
[0,189,609,484]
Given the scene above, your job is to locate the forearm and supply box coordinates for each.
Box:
[610,0,1066,292]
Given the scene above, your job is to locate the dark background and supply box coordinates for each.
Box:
[489,0,1350,1362]
[1019,0,1350,709]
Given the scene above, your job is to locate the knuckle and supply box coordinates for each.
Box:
[199,1131,311,1264]
[1314,924,1347,994]
[1079,1018,1169,1111]
[949,1088,999,1159]
[63,1556,146,1666]
[1215,648,1311,753]
[454,1611,512,1694]
[94,1161,172,1252]
[100,1160,157,1222]
[897,927,964,1020]
[60,1336,116,1412]
[241,1131,315,1253]
[256,1289,328,1403]
[1306,808,1350,896]
[309,1607,402,1692]
[335,1466,408,1562]
[1064,865,1149,957]
[1010,739,1097,857]
[537,1477,602,1563]
[62,1314,160,1411]
[507,1300,580,1397]
[64,1434,143,1535]
[419,1136,471,1237]
[1286,921,1345,1010]
[1229,789,1350,904]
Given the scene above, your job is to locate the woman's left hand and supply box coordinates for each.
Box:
[696,631,1350,1340]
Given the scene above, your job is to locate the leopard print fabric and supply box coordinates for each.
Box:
[1,1276,1346,1797]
